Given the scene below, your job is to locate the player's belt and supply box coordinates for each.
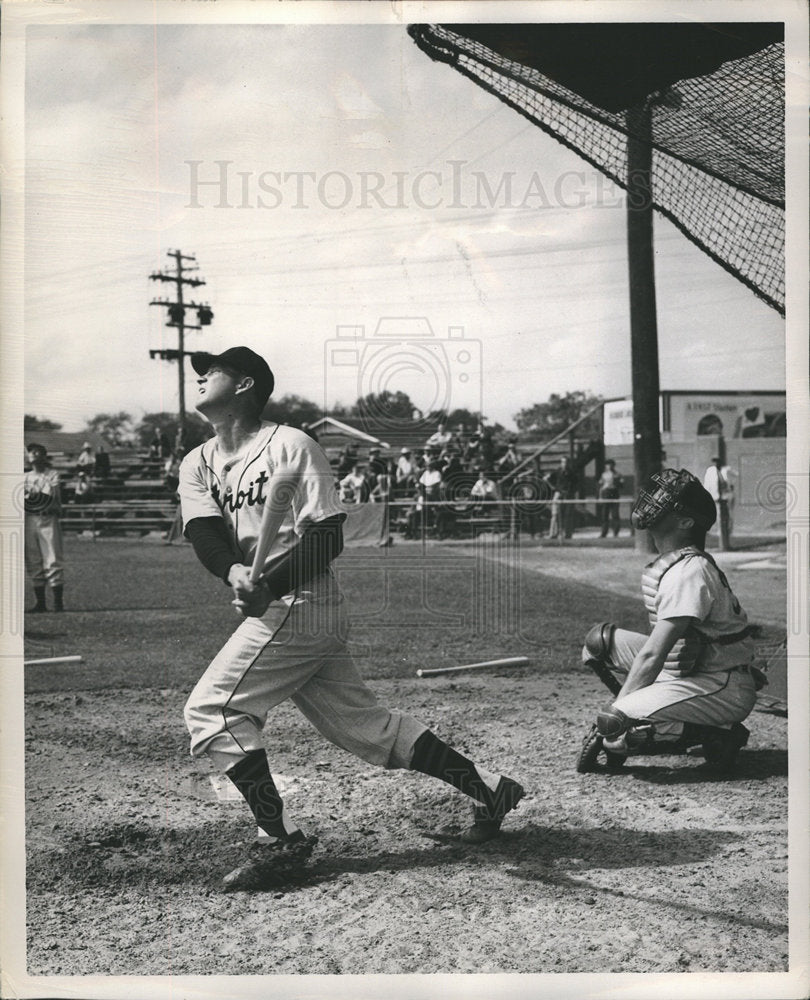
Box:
[710,625,757,646]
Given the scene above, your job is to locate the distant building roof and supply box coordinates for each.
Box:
[308,416,389,448]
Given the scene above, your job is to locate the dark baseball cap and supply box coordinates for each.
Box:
[677,479,718,529]
[191,347,275,407]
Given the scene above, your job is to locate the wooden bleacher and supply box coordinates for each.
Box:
[45,449,180,537]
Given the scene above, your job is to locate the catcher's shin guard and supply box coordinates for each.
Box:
[582,622,621,696]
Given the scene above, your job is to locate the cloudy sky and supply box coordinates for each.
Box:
[20,12,785,433]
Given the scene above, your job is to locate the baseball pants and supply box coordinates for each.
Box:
[607,628,757,735]
[24,515,64,588]
[184,573,427,773]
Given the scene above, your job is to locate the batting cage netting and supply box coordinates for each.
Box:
[408,23,785,315]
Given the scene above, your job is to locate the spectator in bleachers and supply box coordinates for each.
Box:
[370,471,392,503]
[440,448,464,482]
[395,447,416,494]
[419,458,443,500]
[73,471,94,503]
[452,423,469,456]
[466,422,495,469]
[367,447,387,489]
[340,462,368,505]
[76,441,95,475]
[496,439,520,477]
[94,445,111,479]
[470,467,499,510]
[425,422,453,450]
[337,442,359,479]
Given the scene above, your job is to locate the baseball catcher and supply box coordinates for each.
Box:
[576,468,765,774]
[178,346,525,892]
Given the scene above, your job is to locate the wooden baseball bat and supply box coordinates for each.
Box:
[416,656,529,678]
[249,470,299,583]
[24,655,83,666]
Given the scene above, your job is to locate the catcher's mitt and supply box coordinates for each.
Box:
[575,724,627,773]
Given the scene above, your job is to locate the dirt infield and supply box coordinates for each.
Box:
[21,538,791,977]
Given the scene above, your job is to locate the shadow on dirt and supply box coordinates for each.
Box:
[27,814,752,897]
[501,851,789,935]
[615,749,788,784]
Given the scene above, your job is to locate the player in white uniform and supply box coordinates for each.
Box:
[577,468,763,773]
[179,347,524,891]
[24,443,65,613]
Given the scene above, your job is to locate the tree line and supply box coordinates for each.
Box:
[25,388,604,452]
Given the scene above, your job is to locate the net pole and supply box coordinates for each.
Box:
[626,102,663,554]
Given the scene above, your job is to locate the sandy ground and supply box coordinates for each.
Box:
[21,537,791,976]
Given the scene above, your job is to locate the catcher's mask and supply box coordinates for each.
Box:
[632,469,717,531]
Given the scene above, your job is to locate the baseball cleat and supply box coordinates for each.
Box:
[460,776,525,844]
[700,722,750,771]
[221,831,317,892]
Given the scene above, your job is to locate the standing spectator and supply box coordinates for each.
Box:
[340,462,368,505]
[511,467,545,539]
[94,445,112,480]
[597,459,624,538]
[703,457,735,545]
[24,444,65,613]
[547,456,579,539]
[174,426,188,457]
[150,427,172,461]
[76,441,95,475]
[164,452,184,545]
[475,423,495,469]
[163,452,181,494]
[418,458,444,533]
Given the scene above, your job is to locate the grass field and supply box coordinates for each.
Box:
[18,535,793,978]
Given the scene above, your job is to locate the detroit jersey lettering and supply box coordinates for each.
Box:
[178,422,344,576]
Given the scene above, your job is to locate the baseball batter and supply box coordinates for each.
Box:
[579,469,762,770]
[24,443,65,613]
[179,346,524,892]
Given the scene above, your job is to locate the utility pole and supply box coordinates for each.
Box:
[148,250,213,442]
[626,101,663,554]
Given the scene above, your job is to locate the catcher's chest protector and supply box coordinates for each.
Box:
[641,547,708,675]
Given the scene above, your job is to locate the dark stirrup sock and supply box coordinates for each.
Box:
[225,749,292,840]
[409,730,501,805]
